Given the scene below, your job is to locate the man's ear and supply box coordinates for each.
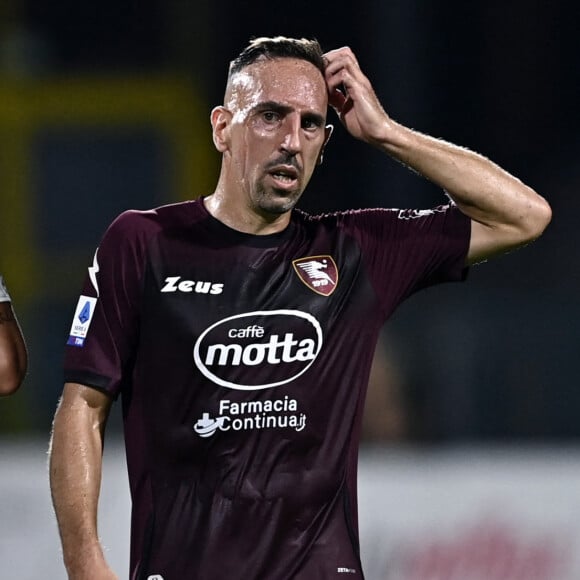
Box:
[210,106,232,153]
[317,124,334,165]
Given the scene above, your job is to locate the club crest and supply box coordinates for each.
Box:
[292,255,338,296]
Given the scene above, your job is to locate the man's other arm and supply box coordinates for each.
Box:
[49,382,118,580]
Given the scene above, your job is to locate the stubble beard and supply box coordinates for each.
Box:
[252,182,304,217]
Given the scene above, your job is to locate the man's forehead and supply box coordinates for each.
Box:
[226,57,327,110]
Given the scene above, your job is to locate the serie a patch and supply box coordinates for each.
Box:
[67,295,98,347]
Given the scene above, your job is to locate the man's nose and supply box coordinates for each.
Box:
[280,115,302,154]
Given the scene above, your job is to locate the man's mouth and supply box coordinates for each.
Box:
[268,165,299,188]
[272,172,295,183]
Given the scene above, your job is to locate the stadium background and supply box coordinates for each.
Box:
[0,1,578,578]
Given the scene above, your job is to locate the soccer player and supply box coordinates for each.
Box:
[0,274,27,395]
[49,37,551,579]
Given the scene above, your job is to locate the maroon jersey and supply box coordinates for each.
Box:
[64,198,470,579]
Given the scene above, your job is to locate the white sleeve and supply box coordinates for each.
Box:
[0,275,11,302]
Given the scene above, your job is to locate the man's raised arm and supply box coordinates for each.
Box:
[323,47,551,264]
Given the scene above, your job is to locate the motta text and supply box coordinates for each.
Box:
[204,333,317,366]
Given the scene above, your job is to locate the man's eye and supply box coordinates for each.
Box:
[262,111,280,122]
[302,118,322,131]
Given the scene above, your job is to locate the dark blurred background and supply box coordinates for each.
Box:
[0,0,578,443]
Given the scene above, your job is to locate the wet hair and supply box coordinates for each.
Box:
[228,36,325,78]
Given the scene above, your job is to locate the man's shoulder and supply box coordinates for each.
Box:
[293,206,399,227]
[295,204,459,226]
[292,204,466,248]
[107,199,202,239]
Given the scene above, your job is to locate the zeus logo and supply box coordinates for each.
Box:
[161,276,224,295]
[88,249,100,297]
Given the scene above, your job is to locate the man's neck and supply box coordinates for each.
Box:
[203,192,292,235]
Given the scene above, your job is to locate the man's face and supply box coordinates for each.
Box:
[220,57,331,216]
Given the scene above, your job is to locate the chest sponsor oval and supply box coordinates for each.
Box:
[193,310,323,390]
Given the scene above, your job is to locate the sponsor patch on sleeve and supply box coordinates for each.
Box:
[67,295,98,347]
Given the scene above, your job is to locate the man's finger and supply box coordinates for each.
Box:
[328,87,347,111]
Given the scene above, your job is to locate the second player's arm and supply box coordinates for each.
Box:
[49,382,118,580]
[0,301,27,395]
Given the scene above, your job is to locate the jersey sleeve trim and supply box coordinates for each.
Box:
[63,369,116,398]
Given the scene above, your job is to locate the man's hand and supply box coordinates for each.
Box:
[323,47,390,144]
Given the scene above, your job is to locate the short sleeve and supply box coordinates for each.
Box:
[63,210,152,397]
[339,203,471,315]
